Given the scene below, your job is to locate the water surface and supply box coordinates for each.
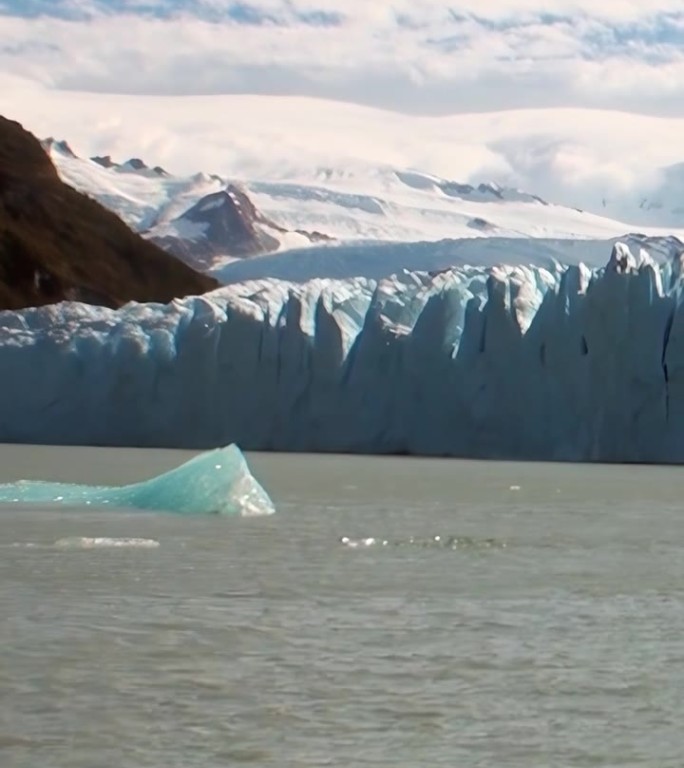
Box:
[2,446,684,767]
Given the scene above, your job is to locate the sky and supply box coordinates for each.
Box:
[3,0,684,221]
[2,0,684,115]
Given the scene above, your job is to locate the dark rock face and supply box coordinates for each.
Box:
[89,154,168,176]
[150,185,335,269]
[187,186,281,255]
[90,155,117,169]
[0,116,218,310]
[150,186,281,269]
[124,158,147,171]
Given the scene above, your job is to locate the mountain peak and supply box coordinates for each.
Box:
[40,137,77,159]
[91,154,116,168]
[89,154,168,176]
[122,157,147,171]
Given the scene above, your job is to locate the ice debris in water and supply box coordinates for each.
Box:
[0,444,275,516]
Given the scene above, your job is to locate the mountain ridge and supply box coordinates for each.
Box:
[0,116,217,310]
[42,139,332,268]
[41,132,655,278]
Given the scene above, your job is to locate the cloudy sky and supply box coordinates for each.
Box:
[4,0,684,221]
[1,0,684,115]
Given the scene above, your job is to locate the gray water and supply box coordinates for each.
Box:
[3,446,684,767]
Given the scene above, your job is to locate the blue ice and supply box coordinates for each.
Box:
[0,444,275,516]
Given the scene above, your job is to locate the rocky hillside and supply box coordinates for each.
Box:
[42,140,333,271]
[0,117,218,310]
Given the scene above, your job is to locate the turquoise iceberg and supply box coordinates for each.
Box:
[0,444,275,516]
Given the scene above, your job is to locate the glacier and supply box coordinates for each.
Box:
[2,242,684,463]
[0,445,276,516]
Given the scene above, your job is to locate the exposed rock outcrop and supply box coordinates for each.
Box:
[0,116,218,310]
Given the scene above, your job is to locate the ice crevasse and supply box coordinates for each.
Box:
[2,242,684,463]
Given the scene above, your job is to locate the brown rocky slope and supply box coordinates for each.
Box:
[0,116,218,310]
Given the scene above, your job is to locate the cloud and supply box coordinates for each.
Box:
[3,1,684,239]
[5,1,684,221]
[1,1,684,117]
[6,63,684,229]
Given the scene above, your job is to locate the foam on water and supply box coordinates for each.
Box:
[0,444,275,516]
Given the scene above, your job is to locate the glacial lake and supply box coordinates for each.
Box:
[2,445,684,767]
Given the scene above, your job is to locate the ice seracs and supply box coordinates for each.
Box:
[2,242,684,462]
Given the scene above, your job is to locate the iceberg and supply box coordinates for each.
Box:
[2,242,684,462]
[0,445,275,516]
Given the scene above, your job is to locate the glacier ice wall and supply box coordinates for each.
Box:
[2,243,684,462]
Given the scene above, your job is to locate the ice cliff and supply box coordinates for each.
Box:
[2,242,684,463]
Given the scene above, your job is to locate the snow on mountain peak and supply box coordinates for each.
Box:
[91,154,117,169]
[40,137,77,159]
[37,129,684,282]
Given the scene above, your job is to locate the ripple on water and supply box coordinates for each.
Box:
[6,537,161,550]
[339,535,507,550]
[53,537,161,549]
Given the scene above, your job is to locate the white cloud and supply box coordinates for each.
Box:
[1,2,684,116]
[4,0,684,221]
[2,73,683,207]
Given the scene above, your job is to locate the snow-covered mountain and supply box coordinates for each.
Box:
[40,134,684,280]
[7,5,684,463]
[244,171,629,243]
[7,78,684,233]
[40,139,329,270]
[597,162,684,229]
[146,186,331,270]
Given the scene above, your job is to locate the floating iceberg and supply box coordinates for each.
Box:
[0,445,275,516]
[2,242,684,462]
